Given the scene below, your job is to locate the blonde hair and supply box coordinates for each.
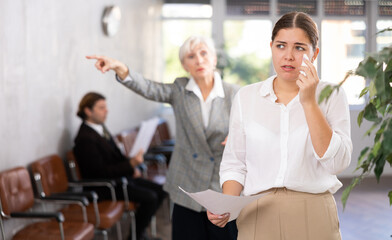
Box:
[179,35,216,63]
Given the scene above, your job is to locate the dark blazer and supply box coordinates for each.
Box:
[73,122,134,179]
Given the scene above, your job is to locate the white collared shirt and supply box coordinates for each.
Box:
[121,71,225,128]
[85,121,104,136]
[220,75,353,195]
[185,72,225,128]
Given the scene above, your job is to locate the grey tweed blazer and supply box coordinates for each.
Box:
[119,70,240,212]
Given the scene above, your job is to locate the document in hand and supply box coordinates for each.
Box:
[129,117,160,157]
[179,187,269,221]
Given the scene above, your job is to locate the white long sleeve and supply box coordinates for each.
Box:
[220,76,352,195]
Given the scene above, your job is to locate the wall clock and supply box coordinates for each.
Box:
[102,6,121,37]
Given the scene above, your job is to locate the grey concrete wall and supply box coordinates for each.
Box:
[0,0,164,238]
[0,0,163,172]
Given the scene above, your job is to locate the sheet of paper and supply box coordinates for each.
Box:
[129,117,160,157]
[179,187,269,221]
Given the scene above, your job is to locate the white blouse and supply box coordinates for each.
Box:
[220,75,353,196]
[185,72,225,128]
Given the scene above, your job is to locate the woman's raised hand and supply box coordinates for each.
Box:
[207,210,230,228]
[86,55,129,80]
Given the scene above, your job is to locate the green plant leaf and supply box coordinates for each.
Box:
[386,153,392,166]
[318,85,333,104]
[364,122,380,137]
[374,153,385,182]
[389,191,392,206]
[383,123,392,154]
[372,141,382,157]
[342,177,361,209]
[357,110,365,127]
[358,152,374,172]
[374,121,387,142]
[363,102,381,123]
[356,147,369,169]
[369,81,378,98]
[374,67,386,98]
[377,46,392,62]
[355,57,379,79]
[376,27,392,35]
[359,87,369,98]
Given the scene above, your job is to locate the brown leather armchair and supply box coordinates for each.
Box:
[66,150,138,240]
[116,127,168,185]
[30,155,124,240]
[0,166,94,240]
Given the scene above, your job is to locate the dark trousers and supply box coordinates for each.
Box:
[172,203,238,240]
[124,177,166,239]
[96,177,166,240]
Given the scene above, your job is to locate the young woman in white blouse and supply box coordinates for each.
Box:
[207,11,352,240]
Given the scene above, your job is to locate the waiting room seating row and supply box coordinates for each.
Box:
[0,117,174,240]
[0,166,95,240]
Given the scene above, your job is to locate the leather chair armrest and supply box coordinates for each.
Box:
[69,179,117,187]
[161,139,175,146]
[68,180,116,201]
[144,153,167,164]
[147,146,174,154]
[10,211,64,222]
[50,191,99,203]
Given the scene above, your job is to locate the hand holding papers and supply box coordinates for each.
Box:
[129,117,160,157]
[179,187,269,221]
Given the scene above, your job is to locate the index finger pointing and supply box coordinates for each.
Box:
[86,55,102,60]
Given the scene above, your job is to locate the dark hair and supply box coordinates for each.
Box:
[77,92,105,120]
[272,12,319,51]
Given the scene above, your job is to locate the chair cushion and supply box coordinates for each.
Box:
[13,221,94,240]
[61,200,124,229]
[125,201,137,211]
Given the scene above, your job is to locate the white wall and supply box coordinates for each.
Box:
[0,0,163,171]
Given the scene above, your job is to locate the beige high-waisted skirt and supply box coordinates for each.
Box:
[237,188,341,240]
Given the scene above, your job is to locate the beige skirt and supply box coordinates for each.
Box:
[237,188,341,240]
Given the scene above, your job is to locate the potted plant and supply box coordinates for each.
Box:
[319,28,392,208]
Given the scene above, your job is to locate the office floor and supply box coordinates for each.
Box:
[335,177,392,240]
[103,176,391,240]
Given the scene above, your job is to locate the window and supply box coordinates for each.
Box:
[162,3,212,18]
[226,0,270,16]
[160,0,392,106]
[376,20,392,51]
[162,2,212,83]
[162,20,212,83]
[277,0,317,15]
[324,0,365,16]
[379,0,392,16]
[321,20,366,105]
[223,20,272,86]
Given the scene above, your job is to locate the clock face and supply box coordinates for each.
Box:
[102,6,121,37]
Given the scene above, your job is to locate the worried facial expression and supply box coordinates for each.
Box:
[182,43,217,80]
[85,99,108,125]
[270,28,319,82]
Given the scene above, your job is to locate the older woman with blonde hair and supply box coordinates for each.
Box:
[87,35,239,240]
